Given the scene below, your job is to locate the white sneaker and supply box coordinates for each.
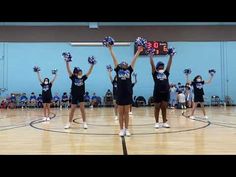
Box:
[83,122,88,129]
[163,122,170,128]
[129,112,133,115]
[42,117,47,121]
[46,117,50,121]
[64,122,71,129]
[204,116,208,119]
[125,129,131,136]
[190,116,195,120]
[115,116,118,120]
[119,129,125,137]
[154,123,161,129]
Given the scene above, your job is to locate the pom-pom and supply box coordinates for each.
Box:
[146,47,155,56]
[33,66,40,72]
[184,68,191,75]
[102,36,115,47]
[62,52,72,62]
[209,69,216,76]
[132,72,137,77]
[167,47,176,56]
[88,56,97,65]
[106,65,113,72]
[52,69,58,75]
[135,37,147,48]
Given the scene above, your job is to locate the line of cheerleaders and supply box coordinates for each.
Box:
[34,37,215,137]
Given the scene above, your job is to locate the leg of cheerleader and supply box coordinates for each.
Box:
[190,102,198,119]
[64,104,77,129]
[124,105,131,136]
[114,100,118,120]
[79,102,87,129]
[118,105,125,136]
[161,101,170,128]
[129,104,132,115]
[154,103,161,128]
[46,103,51,121]
[200,102,207,119]
[42,103,47,121]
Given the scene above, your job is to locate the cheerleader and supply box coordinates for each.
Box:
[150,53,174,128]
[107,45,143,136]
[64,60,94,129]
[107,70,118,120]
[36,71,57,121]
[186,74,213,119]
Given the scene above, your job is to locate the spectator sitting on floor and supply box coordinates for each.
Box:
[37,94,43,108]
[84,92,91,107]
[61,92,69,109]
[90,92,99,108]
[53,93,60,108]
[29,92,37,108]
[20,93,28,108]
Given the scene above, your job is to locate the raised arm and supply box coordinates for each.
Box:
[205,74,213,84]
[166,55,173,73]
[50,73,57,84]
[36,71,43,84]
[149,55,156,74]
[108,70,113,82]
[130,46,143,69]
[86,64,94,77]
[65,61,73,77]
[108,45,119,67]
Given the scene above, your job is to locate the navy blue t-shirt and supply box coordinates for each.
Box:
[114,65,133,97]
[152,70,170,96]
[192,81,205,96]
[70,74,88,96]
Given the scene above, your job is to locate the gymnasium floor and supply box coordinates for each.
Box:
[0,106,236,155]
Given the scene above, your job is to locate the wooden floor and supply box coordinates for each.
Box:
[0,106,236,154]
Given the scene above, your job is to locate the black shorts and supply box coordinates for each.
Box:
[42,97,52,103]
[116,95,132,105]
[194,95,204,102]
[153,93,170,103]
[71,95,84,104]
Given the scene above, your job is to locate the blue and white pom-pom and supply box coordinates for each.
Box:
[106,65,113,72]
[145,47,155,56]
[167,47,176,56]
[88,56,97,65]
[184,68,192,75]
[33,66,40,72]
[135,37,147,48]
[62,52,72,62]
[102,36,115,47]
[209,69,216,76]
[52,69,58,75]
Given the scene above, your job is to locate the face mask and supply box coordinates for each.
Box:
[196,78,201,82]
[158,69,164,73]
[45,81,48,84]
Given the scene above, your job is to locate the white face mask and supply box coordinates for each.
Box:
[196,78,201,82]
[158,69,164,73]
